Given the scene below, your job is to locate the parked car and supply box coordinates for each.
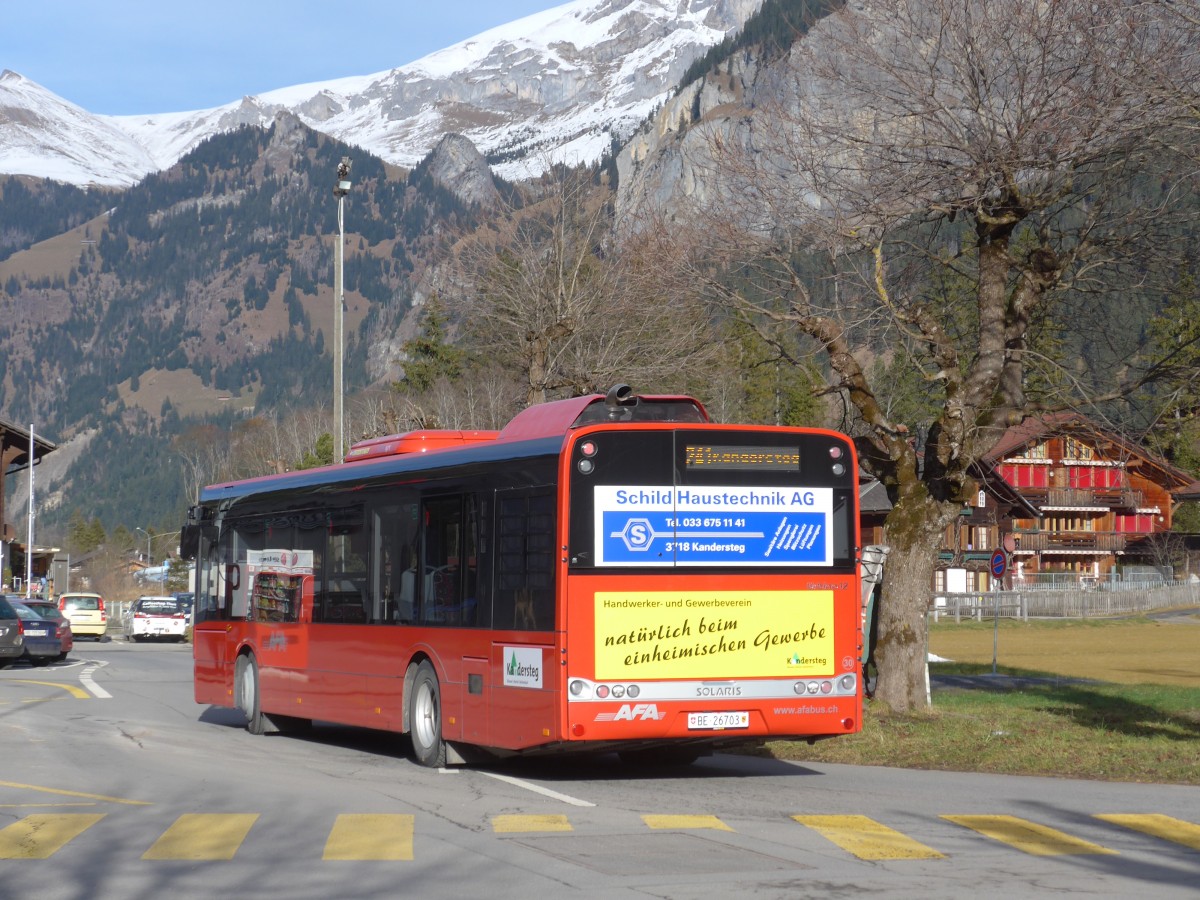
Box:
[171,592,195,623]
[123,595,189,642]
[0,595,24,668]
[58,592,108,639]
[10,600,62,666]
[22,600,74,661]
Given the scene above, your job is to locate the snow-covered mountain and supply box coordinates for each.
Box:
[0,0,761,188]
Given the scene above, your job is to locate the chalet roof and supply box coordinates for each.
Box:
[1173,480,1200,501]
[859,475,892,514]
[1,417,57,476]
[980,412,1196,491]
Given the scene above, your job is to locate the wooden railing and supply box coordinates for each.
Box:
[1043,488,1142,509]
[1011,531,1127,552]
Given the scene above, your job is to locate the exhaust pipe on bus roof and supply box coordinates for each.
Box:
[606,384,634,407]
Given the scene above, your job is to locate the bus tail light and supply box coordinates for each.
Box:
[577,440,598,474]
[842,718,855,730]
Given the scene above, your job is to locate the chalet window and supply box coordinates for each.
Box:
[1045,515,1095,533]
[1062,437,1094,460]
[971,527,991,550]
[1000,463,1050,489]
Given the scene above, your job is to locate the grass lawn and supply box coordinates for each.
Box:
[749,613,1200,785]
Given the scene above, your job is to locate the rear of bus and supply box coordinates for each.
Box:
[560,423,862,757]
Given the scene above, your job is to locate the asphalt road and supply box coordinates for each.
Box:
[2,637,1198,899]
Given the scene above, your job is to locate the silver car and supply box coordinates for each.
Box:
[0,595,24,667]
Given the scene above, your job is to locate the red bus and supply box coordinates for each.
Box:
[182,385,863,767]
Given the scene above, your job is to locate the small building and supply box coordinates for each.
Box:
[936,413,1198,590]
[1,417,57,590]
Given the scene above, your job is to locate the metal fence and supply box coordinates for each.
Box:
[930,581,1200,621]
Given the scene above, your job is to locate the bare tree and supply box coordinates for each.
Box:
[449,167,717,405]
[638,0,1200,711]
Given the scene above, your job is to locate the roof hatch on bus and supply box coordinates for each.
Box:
[343,386,710,463]
[345,430,501,462]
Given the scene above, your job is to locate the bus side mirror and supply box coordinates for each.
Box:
[180,523,201,560]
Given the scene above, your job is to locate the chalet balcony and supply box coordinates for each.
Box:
[1041,488,1143,510]
[1011,531,1127,553]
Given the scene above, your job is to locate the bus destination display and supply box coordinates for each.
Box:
[685,444,800,471]
[594,484,832,566]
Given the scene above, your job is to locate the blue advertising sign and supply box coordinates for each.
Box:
[594,485,833,567]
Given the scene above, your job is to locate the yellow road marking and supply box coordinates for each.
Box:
[943,815,1116,856]
[0,803,97,808]
[492,814,573,833]
[793,814,945,860]
[10,680,91,700]
[642,814,732,831]
[143,813,259,860]
[1095,814,1200,851]
[323,814,414,860]
[0,814,105,858]
[0,781,150,806]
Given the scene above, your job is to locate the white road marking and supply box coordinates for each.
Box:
[478,771,596,807]
[80,661,112,699]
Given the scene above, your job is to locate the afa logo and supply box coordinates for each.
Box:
[594,703,663,722]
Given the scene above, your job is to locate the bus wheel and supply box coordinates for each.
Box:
[235,653,267,735]
[409,661,446,767]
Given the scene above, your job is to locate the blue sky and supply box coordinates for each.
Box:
[3,1,562,115]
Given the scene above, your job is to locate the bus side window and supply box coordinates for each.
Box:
[372,500,418,625]
[495,490,555,632]
[421,496,462,625]
[294,512,325,623]
[224,518,267,620]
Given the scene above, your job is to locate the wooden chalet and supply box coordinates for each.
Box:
[938,413,1200,590]
[1,417,57,587]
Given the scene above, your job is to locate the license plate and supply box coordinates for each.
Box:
[687,711,749,730]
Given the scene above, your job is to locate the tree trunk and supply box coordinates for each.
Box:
[871,490,948,713]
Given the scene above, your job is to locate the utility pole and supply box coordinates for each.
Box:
[332,157,352,464]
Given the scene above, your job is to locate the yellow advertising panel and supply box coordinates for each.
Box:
[594,590,835,680]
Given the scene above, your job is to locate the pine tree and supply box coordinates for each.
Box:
[394,297,466,394]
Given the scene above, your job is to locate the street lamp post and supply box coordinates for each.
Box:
[332,157,352,464]
[135,527,151,565]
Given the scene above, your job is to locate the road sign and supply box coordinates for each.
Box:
[990,549,1008,578]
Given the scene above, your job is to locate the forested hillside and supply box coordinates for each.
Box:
[0,114,499,533]
[1,0,1198,568]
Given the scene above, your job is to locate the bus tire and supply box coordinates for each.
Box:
[409,661,446,767]
[235,653,267,735]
